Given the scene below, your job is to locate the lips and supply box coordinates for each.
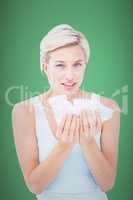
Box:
[61,82,77,90]
[62,82,76,87]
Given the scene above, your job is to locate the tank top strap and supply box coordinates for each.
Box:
[91,92,101,104]
[29,96,45,122]
[113,103,122,112]
[91,93,121,114]
[30,96,42,107]
[29,96,48,141]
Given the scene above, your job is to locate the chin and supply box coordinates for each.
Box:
[63,88,79,96]
[56,84,80,96]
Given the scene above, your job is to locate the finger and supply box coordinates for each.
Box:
[74,116,80,143]
[95,109,102,133]
[82,110,89,138]
[69,115,77,142]
[86,110,95,137]
[79,114,83,134]
[91,110,97,126]
[94,110,99,134]
[63,114,73,142]
[56,114,68,137]
[90,110,97,136]
[91,110,97,136]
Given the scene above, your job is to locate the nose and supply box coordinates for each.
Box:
[65,68,74,81]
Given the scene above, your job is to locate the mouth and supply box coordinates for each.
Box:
[61,82,77,89]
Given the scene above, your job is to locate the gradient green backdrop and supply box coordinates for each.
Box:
[0,0,132,200]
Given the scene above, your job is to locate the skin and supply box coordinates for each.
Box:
[12,44,121,194]
[43,44,87,100]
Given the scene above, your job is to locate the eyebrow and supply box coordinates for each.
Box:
[55,59,84,63]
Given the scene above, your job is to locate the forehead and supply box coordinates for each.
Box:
[49,44,86,63]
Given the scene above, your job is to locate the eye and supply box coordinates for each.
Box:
[73,63,82,67]
[55,64,65,68]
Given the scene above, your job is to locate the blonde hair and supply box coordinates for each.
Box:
[40,24,90,73]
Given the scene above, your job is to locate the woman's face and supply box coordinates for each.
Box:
[44,44,87,96]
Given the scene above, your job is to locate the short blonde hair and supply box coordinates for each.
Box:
[40,24,90,73]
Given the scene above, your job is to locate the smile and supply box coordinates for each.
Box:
[62,82,76,89]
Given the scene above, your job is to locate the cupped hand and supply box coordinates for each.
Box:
[55,113,80,149]
[79,109,102,144]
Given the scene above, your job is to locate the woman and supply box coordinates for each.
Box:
[12,24,121,200]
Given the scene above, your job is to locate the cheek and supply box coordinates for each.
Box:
[76,68,85,79]
[52,73,63,83]
[53,70,66,81]
[48,68,58,79]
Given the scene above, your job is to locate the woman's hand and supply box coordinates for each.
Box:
[79,109,102,145]
[55,114,80,150]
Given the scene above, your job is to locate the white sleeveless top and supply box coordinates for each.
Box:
[30,92,119,200]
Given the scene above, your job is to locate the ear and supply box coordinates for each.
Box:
[42,62,49,75]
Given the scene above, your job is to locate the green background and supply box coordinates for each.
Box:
[0,0,132,199]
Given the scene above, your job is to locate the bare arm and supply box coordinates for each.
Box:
[12,102,77,194]
[79,102,121,192]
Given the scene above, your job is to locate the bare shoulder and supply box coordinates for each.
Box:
[99,95,121,133]
[11,98,39,190]
[83,90,121,112]
[11,97,36,138]
[99,95,121,112]
[12,98,35,120]
[12,91,47,119]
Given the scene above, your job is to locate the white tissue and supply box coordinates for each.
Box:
[48,94,114,125]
